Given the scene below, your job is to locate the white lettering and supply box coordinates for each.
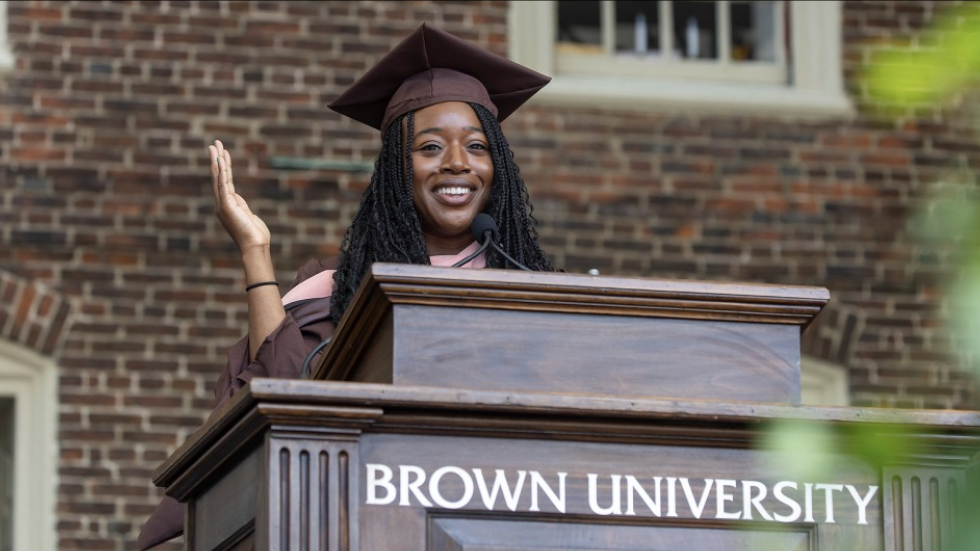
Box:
[399,465,433,507]
[429,466,473,509]
[680,478,714,519]
[666,477,678,517]
[588,474,622,515]
[815,484,845,524]
[846,484,878,525]
[804,483,815,522]
[473,469,526,512]
[365,464,396,505]
[625,476,662,517]
[362,463,878,526]
[773,481,802,522]
[715,479,740,519]
[530,471,566,513]
[742,480,773,521]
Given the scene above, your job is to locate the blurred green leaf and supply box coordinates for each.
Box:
[909,188,980,245]
[759,419,837,481]
[949,255,980,365]
[864,2,980,112]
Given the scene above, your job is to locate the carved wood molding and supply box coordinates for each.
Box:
[268,440,358,551]
[883,466,966,551]
[369,263,828,323]
[155,388,382,499]
[199,380,980,457]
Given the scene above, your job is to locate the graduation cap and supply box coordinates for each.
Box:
[328,23,551,132]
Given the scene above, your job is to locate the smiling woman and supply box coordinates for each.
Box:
[137,23,556,550]
[410,101,495,255]
[324,25,556,325]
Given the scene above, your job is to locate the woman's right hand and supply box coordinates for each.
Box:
[210,140,285,361]
[210,139,271,252]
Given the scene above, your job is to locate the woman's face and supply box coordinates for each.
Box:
[410,101,494,256]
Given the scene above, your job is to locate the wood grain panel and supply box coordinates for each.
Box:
[358,432,882,551]
[387,305,800,402]
[190,447,258,551]
[428,515,814,551]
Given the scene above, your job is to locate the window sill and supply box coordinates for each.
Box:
[0,49,12,72]
[533,74,854,120]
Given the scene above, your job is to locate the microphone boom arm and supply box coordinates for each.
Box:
[451,214,533,272]
[450,237,492,268]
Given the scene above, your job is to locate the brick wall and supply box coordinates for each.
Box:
[1,1,977,549]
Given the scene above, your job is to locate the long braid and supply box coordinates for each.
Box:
[329,105,553,323]
[470,103,553,272]
[329,112,428,324]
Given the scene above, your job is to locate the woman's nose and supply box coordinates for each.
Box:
[441,144,469,172]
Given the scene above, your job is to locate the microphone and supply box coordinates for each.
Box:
[450,215,492,268]
[470,213,499,245]
[464,214,533,272]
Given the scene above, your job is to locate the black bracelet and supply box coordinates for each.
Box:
[245,280,279,292]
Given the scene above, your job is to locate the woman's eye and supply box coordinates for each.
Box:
[418,143,441,151]
[468,142,489,151]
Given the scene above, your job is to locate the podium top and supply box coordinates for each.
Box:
[348,263,830,322]
[312,264,830,390]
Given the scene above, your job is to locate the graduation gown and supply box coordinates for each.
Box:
[138,245,486,550]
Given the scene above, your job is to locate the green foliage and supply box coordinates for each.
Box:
[910,185,980,364]
[864,2,980,115]
[760,418,916,479]
[758,6,980,550]
[864,1,980,379]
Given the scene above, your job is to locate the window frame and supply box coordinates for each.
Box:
[509,0,852,119]
[0,341,57,551]
[555,1,788,85]
[0,1,13,72]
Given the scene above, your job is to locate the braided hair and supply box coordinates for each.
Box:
[329,102,553,324]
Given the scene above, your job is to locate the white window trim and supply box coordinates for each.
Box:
[0,340,58,551]
[0,1,13,71]
[509,1,852,119]
[800,354,850,406]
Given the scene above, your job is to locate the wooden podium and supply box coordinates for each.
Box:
[152,265,980,551]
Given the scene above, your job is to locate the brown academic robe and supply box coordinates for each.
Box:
[137,258,338,550]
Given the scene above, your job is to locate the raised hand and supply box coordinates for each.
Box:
[209,140,285,360]
[209,140,271,253]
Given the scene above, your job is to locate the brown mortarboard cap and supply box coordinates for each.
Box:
[328,23,551,132]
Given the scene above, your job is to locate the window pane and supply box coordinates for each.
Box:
[672,1,718,60]
[731,1,779,62]
[614,1,661,56]
[557,1,603,54]
[0,398,12,551]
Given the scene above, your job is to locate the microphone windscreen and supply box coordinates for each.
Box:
[471,213,499,242]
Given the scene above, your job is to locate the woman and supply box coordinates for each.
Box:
[138,23,553,549]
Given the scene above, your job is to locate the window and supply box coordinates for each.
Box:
[509,1,851,118]
[0,399,11,551]
[0,1,13,72]
[556,1,786,83]
[0,341,57,551]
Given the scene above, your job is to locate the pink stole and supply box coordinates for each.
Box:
[280,241,486,304]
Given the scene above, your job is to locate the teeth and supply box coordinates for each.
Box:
[436,187,470,195]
